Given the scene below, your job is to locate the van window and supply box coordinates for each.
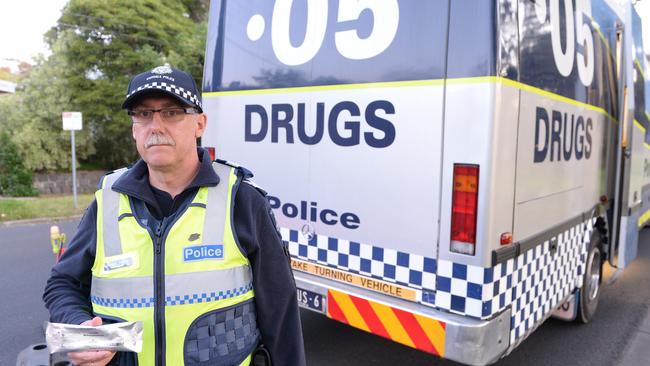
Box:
[203,0,449,91]
[518,0,620,119]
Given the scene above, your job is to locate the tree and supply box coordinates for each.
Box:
[0,132,38,197]
[0,94,21,133]
[0,51,95,172]
[1,0,208,171]
[0,62,33,82]
[39,0,208,169]
[0,67,19,82]
[181,0,211,22]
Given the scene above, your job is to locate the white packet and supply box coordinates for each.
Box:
[45,321,143,353]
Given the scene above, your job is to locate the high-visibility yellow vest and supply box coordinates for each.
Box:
[91,162,258,366]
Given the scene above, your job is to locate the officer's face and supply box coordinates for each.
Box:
[131,95,207,171]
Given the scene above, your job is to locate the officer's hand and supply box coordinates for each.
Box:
[67,317,117,366]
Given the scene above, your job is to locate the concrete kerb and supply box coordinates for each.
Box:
[618,306,650,365]
[0,215,83,228]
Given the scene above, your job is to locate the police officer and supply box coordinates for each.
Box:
[43,65,306,366]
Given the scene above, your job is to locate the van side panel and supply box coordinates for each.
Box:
[496,0,622,351]
[514,0,620,241]
[620,5,648,266]
[633,6,650,229]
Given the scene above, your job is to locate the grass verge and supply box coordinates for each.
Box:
[0,194,94,222]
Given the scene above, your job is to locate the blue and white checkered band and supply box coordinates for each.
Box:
[91,295,155,308]
[282,215,594,351]
[282,227,437,292]
[125,81,202,109]
[165,283,254,306]
[90,283,254,308]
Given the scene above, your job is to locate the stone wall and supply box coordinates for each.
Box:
[33,171,107,194]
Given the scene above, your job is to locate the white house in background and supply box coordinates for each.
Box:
[0,80,16,94]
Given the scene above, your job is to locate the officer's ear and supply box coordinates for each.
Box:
[195,113,207,138]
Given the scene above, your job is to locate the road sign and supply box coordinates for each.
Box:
[62,112,82,131]
[62,112,82,207]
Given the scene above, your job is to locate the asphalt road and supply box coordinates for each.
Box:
[0,218,80,366]
[1,218,649,366]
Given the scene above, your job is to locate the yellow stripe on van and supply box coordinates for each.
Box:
[634,119,646,134]
[635,59,646,82]
[204,76,618,123]
[501,78,617,123]
[203,79,444,97]
[638,208,650,228]
[593,24,615,61]
[446,76,617,122]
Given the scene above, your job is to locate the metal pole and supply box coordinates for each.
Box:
[71,130,78,208]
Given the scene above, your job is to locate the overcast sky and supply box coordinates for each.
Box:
[1,0,650,71]
[637,0,650,51]
[0,0,68,67]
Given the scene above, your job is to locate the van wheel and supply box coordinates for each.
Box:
[577,234,602,323]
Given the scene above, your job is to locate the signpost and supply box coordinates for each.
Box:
[62,112,82,208]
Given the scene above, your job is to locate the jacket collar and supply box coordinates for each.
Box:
[111,148,220,206]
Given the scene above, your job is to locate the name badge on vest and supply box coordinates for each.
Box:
[103,252,138,273]
[184,244,224,262]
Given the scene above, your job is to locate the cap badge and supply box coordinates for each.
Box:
[151,64,173,75]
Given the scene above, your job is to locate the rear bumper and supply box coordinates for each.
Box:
[295,271,510,366]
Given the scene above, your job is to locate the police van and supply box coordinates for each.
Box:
[201,0,649,364]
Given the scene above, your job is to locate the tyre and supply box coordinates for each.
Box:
[577,233,602,323]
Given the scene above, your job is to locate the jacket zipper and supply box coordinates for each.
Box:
[147,192,199,365]
[154,219,166,366]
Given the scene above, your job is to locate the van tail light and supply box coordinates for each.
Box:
[450,164,479,255]
[500,232,513,246]
[205,146,216,161]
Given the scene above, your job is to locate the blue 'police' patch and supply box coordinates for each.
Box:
[183,244,224,262]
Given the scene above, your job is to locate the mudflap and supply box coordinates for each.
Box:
[551,291,578,322]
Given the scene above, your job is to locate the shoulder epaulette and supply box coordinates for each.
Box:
[215,159,267,195]
[98,167,128,189]
[242,178,268,196]
[215,159,254,179]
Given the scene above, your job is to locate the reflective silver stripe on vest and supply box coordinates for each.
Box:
[91,267,252,308]
[101,168,128,258]
[203,162,232,246]
[91,276,154,308]
[165,266,252,305]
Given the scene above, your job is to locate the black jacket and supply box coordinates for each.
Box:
[43,148,306,366]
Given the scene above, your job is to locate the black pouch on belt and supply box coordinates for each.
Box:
[251,344,272,366]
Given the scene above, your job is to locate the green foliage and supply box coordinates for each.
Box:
[0,132,38,197]
[0,68,19,82]
[48,0,208,168]
[0,94,21,132]
[0,62,33,82]
[0,53,95,172]
[181,0,211,22]
[4,0,208,171]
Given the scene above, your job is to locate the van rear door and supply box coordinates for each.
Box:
[202,0,450,299]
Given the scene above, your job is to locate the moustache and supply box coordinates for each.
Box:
[144,134,176,149]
